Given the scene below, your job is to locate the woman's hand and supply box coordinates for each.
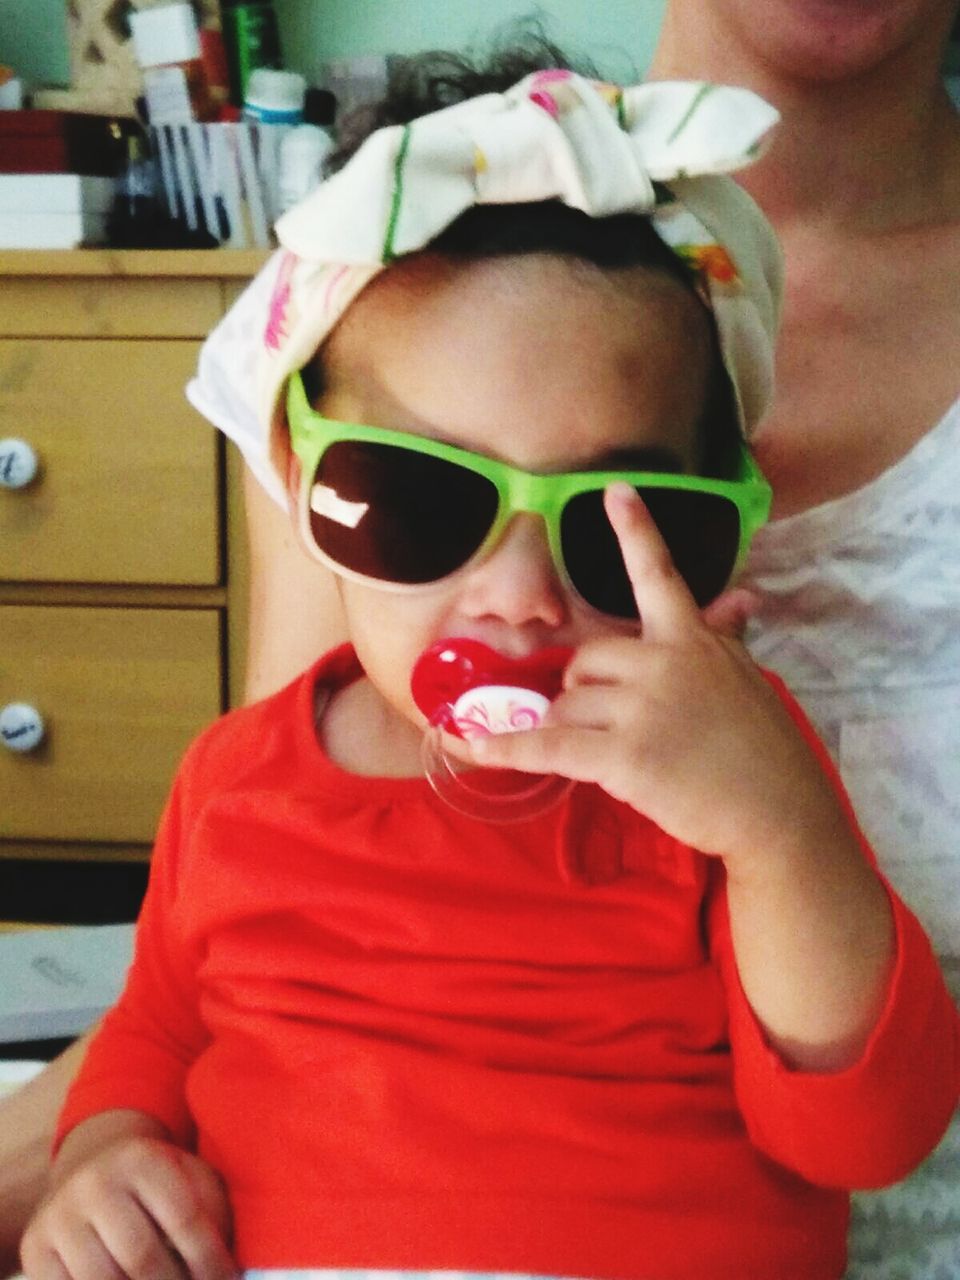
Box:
[21,1123,234,1280]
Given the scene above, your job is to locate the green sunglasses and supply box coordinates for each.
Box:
[287,371,771,620]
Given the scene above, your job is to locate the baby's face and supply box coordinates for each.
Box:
[303,252,714,769]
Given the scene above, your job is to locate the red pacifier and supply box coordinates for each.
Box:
[410,637,575,822]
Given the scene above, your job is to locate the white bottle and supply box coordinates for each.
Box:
[278,123,334,212]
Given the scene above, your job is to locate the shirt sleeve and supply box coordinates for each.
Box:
[708,671,960,1190]
[55,750,211,1152]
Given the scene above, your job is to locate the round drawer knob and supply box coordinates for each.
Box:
[0,438,40,489]
[0,703,46,753]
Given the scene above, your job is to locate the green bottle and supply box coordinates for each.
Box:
[221,0,282,106]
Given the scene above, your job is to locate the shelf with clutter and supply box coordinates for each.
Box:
[0,0,356,252]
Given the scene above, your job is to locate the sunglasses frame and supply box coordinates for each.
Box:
[287,371,772,613]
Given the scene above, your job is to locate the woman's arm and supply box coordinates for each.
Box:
[0,1033,95,1278]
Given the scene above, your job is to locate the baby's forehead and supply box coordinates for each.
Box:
[327,249,713,363]
[364,247,702,300]
[315,251,712,474]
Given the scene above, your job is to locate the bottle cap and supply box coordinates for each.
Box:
[244,67,307,122]
[130,4,202,69]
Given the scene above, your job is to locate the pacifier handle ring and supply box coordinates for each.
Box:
[411,639,576,823]
[421,713,574,823]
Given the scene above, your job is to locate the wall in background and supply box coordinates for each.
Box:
[280,0,667,85]
[0,0,665,93]
[0,0,70,86]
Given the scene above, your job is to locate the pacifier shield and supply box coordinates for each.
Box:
[411,638,572,734]
[411,638,574,822]
[450,684,552,739]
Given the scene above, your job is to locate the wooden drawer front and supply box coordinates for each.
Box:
[0,340,220,585]
[0,605,222,843]
[0,278,221,339]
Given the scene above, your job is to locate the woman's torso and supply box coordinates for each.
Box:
[740,215,960,1277]
[744,209,960,973]
[746,389,960,972]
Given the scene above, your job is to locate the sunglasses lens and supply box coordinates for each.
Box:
[561,487,742,617]
[308,441,499,584]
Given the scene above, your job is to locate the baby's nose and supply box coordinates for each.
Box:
[459,514,568,628]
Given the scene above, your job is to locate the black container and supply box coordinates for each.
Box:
[221,0,283,106]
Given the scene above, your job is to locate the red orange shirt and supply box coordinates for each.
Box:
[58,646,960,1280]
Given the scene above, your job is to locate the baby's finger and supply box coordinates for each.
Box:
[50,1222,128,1280]
[470,723,610,785]
[546,683,618,731]
[30,1252,73,1280]
[700,587,759,640]
[134,1166,234,1280]
[20,1237,83,1280]
[562,634,657,690]
[604,483,700,641]
[96,1195,188,1280]
[20,1233,101,1280]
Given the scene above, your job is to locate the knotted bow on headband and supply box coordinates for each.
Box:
[187,73,783,510]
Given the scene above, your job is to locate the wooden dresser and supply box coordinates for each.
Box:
[0,249,266,913]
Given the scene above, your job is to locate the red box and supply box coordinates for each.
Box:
[0,111,130,176]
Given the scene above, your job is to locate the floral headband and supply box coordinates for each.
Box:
[188,72,783,509]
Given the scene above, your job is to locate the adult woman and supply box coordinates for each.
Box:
[652,2,960,1276]
[2,4,959,1276]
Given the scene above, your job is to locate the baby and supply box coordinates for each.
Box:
[21,67,959,1280]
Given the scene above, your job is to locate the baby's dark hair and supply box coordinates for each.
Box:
[327,31,601,168]
[313,33,742,478]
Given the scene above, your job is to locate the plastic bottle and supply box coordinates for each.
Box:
[278,123,334,212]
[277,86,335,213]
[221,0,283,107]
[129,4,216,125]
[108,133,159,243]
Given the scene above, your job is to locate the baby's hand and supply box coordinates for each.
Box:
[21,1135,234,1280]
[471,483,843,872]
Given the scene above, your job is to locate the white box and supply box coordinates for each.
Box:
[0,173,115,214]
[0,924,134,1044]
[0,211,109,249]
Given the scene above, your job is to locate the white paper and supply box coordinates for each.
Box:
[0,174,115,214]
[0,924,134,1044]
[0,211,109,249]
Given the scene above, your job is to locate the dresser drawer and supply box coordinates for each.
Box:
[0,277,222,339]
[0,339,220,585]
[0,605,222,843]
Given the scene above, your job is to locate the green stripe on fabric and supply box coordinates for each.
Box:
[667,83,715,144]
[382,125,413,263]
[616,90,627,130]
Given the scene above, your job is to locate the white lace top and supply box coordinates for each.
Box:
[744,396,960,1280]
[745,394,960,975]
